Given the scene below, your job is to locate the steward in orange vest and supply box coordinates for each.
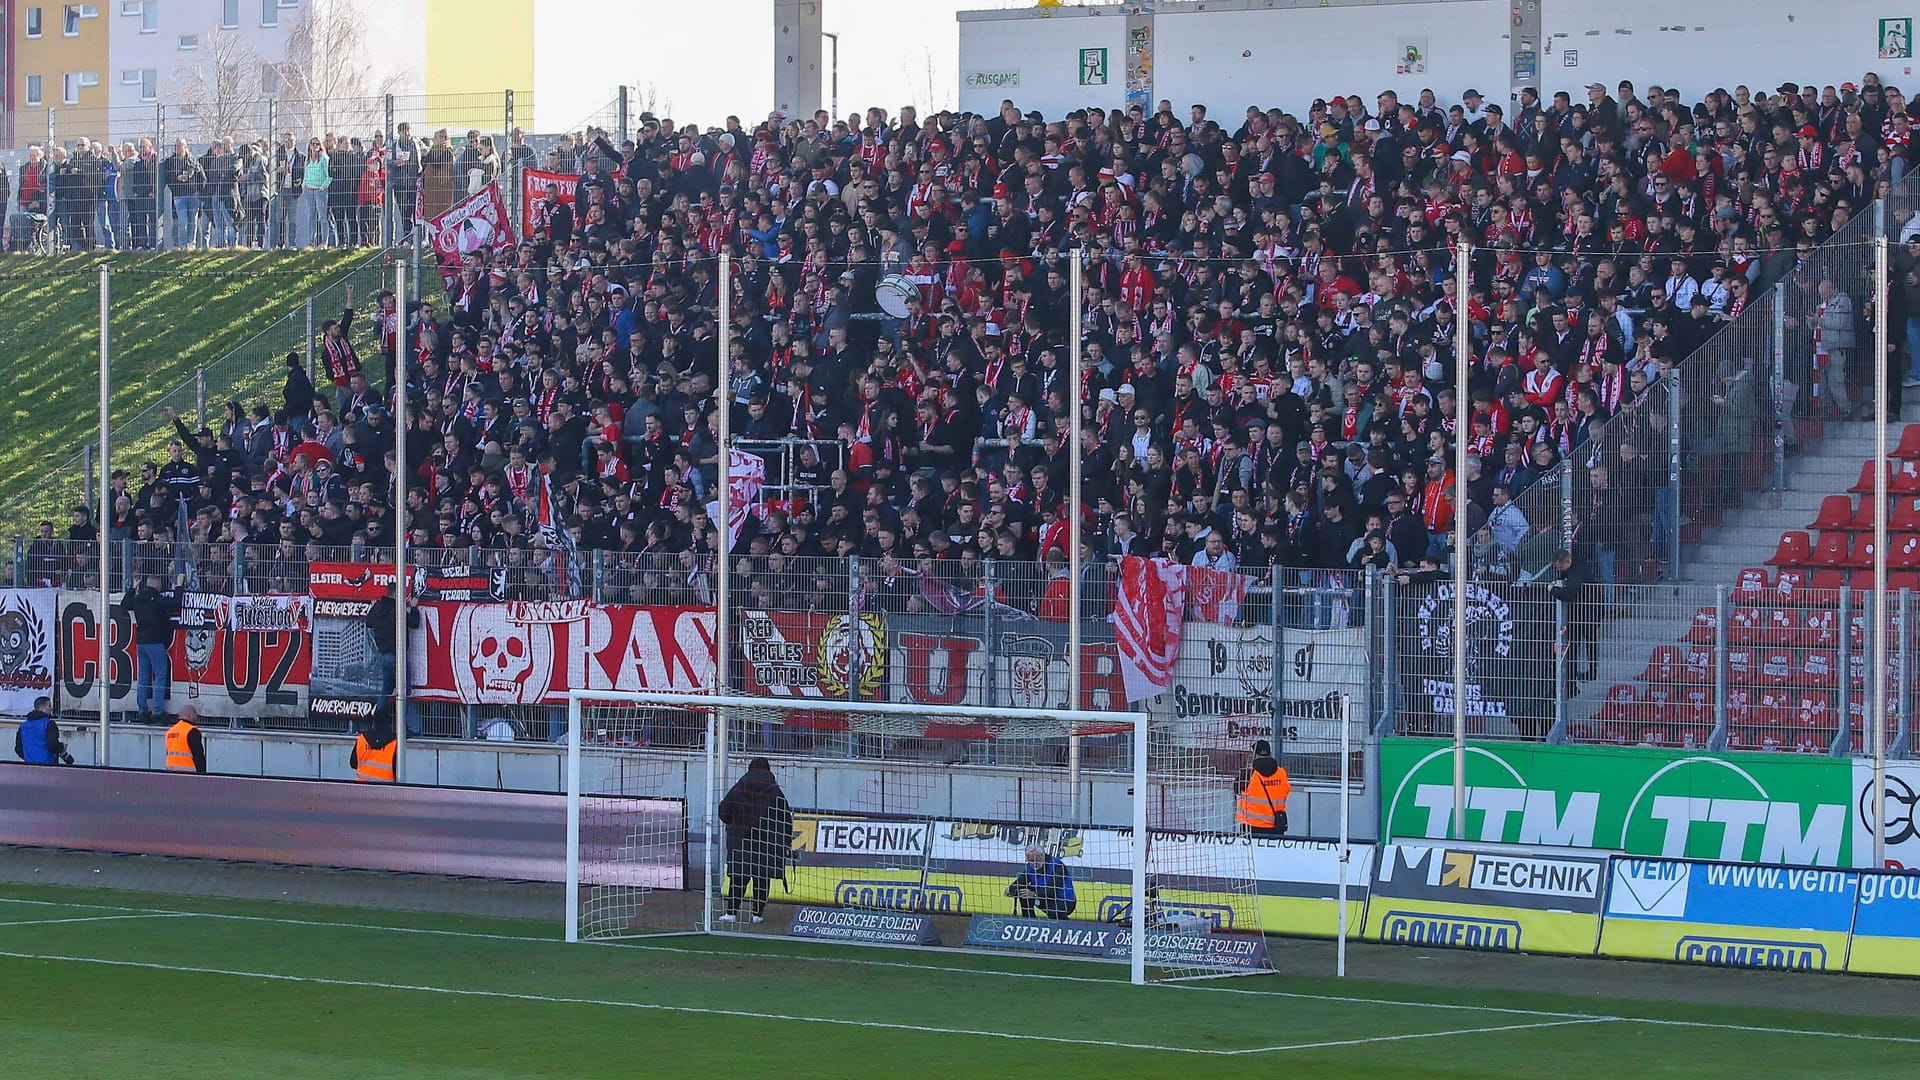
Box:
[1234,739,1290,835]
[351,718,398,782]
[164,709,207,773]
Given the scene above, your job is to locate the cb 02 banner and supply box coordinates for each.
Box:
[1363,843,1607,956]
[1600,857,1857,972]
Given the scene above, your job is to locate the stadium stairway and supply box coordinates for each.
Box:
[1567,405,1920,743]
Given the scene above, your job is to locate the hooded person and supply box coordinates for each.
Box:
[717,756,793,923]
[1234,739,1290,835]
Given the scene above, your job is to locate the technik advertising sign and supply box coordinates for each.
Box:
[1362,843,1607,956]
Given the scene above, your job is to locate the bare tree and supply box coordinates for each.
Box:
[635,82,674,119]
[168,28,266,144]
[280,0,405,137]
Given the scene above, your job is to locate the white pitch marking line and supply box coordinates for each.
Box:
[0,948,1248,1057]
[1225,1018,1619,1055]
[0,913,201,928]
[8,895,1920,1047]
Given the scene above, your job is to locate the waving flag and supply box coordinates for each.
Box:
[1186,566,1251,624]
[704,449,767,547]
[1113,556,1187,702]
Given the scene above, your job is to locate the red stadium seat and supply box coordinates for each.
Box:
[1682,607,1718,644]
[1891,534,1920,570]
[1843,535,1879,568]
[1765,531,1812,567]
[1844,499,1881,532]
[1892,424,1920,460]
[1850,461,1884,493]
[1733,567,1771,599]
[1773,568,1810,602]
[1894,501,1920,533]
[1810,532,1852,567]
[1806,494,1856,532]
[1728,605,1766,645]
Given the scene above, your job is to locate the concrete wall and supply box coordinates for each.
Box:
[0,721,1377,841]
[959,0,1914,119]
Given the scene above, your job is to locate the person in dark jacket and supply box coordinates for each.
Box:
[1007,843,1077,918]
[1548,547,1596,717]
[365,584,421,733]
[14,696,72,765]
[717,757,793,923]
[283,351,319,424]
[123,574,182,723]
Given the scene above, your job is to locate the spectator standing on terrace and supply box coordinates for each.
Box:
[390,122,420,238]
[1813,278,1859,417]
[11,146,48,250]
[299,138,331,248]
[126,141,158,251]
[124,574,182,725]
[420,129,456,223]
[163,138,202,250]
[272,132,305,249]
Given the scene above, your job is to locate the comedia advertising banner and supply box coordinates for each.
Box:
[1380,740,1861,867]
[1601,858,1858,972]
[774,813,1373,938]
[1362,843,1607,956]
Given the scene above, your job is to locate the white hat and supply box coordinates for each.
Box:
[1116,383,1136,396]
[1450,150,1471,163]
[1098,388,1118,404]
[689,151,706,166]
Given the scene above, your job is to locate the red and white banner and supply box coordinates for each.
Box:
[520,168,578,238]
[705,450,767,543]
[1113,557,1187,702]
[0,588,57,714]
[738,609,886,701]
[1186,567,1251,624]
[409,602,715,705]
[427,181,513,287]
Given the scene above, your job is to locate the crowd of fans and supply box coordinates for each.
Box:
[28,72,1919,621]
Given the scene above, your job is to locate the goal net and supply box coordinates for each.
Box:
[566,692,1277,984]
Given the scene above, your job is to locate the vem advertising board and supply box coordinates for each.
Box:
[1362,843,1607,956]
[775,813,1374,938]
[1600,857,1858,972]
[1844,870,1920,976]
[1380,740,1859,867]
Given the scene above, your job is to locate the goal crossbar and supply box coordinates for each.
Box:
[565,691,1153,984]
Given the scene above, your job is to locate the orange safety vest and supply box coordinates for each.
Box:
[354,734,397,782]
[164,720,199,772]
[1235,767,1291,830]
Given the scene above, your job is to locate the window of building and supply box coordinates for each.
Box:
[259,0,276,27]
[119,1,140,16]
[25,75,43,107]
[62,73,79,104]
[26,7,43,38]
[221,0,237,28]
[121,68,157,101]
[177,32,197,49]
[140,1,156,32]
[63,5,81,35]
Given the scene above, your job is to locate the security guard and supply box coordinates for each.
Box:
[163,706,207,773]
[1235,739,1290,835]
[14,696,71,766]
[350,705,398,782]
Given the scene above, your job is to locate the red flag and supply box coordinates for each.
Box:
[1113,556,1186,702]
[1186,566,1251,624]
[520,169,579,238]
[425,181,513,288]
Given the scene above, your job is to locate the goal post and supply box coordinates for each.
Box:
[564,690,1279,985]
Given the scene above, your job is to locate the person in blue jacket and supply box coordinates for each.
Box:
[14,696,72,765]
[1007,843,1076,919]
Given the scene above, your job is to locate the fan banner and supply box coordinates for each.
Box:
[1112,557,1187,702]
[1185,567,1251,624]
[55,590,309,720]
[307,563,400,724]
[427,181,513,288]
[412,567,507,602]
[226,594,313,634]
[704,450,767,544]
[519,168,578,238]
[0,588,57,714]
[409,602,715,705]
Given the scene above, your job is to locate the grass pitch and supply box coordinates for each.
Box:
[0,882,1913,1078]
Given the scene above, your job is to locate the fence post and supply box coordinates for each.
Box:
[618,85,631,146]
[154,104,167,251]
[1560,460,1575,549]
[303,296,315,385]
[1270,564,1285,754]
[46,107,55,150]
[1378,572,1398,736]
[502,90,516,235]
[982,558,997,708]
[195,368,207,430]
[1712,584,1730,740]
[83,443,95,515]
[590,547,604,604]
[1900,588,1915,758]
[1771,296,1789,491]
[382,94,395,249]
[230,538,245,595]
[265,97,277,249]
[1554,578,1569,736]
[845,554,861,706]
[1837,586,1854,755]
[1667,382,1683,574]
[1361,566,1376,731]
[12,537,24,588]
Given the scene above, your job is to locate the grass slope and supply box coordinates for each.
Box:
[0,883,1914,1079]
[0,250,382,530]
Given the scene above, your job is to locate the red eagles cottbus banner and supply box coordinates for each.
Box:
[409,601,715,705]
[427,181,513,287]
[519,169,578,238]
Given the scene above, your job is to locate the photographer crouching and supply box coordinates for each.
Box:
[1007,843,1077,919]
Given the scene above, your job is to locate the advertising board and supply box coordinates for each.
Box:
[1362,843,1607,955]
[1599,857,1857,971]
